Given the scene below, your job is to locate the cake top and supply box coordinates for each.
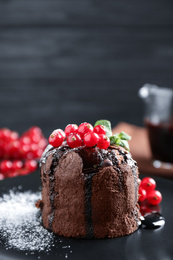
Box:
[47,119,131,152]
[40,120,135,173]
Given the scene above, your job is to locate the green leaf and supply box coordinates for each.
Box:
[110,135,120,145]
[94,119,112,137]
[119,140,130,151]
[109,132,131,151]
[118,131,131,141]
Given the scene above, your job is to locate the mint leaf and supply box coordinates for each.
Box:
[118,131,131,141]
[110,135,120,145]
[109,132,131,151]
[119,140,130,151]
[94,119,112,137]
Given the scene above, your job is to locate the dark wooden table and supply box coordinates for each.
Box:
[0,0,173,137]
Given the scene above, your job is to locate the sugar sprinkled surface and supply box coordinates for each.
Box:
[0,189,54,252]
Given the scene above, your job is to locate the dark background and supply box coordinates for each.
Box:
[0,0,173,137]
[0,3,173,259]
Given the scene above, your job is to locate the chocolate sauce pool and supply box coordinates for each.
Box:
[140,212,165,229]
[139,201,165,230]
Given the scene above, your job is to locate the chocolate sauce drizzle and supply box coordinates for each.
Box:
[40,144,139,237]
[84,173,96,238]
[124,153,138,205]
[41,145,69,229]
[48,153,57,229]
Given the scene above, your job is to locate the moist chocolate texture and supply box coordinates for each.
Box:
[40,143,140,238]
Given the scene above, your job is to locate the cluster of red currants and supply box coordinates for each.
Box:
[0,126,47,180]
[138,177,162,205]
[49,123,110,149]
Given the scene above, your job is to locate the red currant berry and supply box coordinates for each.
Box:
[78,123,93,138]
[93,125,106,135]
[65,124,78,136]
[0,160,13,174]
[0,173,5,180]
[19,168,30,176]
[3,143,11,158]
[38,138,48,149]
[7,140,21,159]
[28,126,43,137]
[97,134,110,149]
[0,139,5,149]
[0,140,5,158]
[20,136,31,145]
[57,129,66,140]
[20,144,30,159]
[67,133,82,148]
[7,170,19,178]
[29,143,43,158]
[33,148,43,159]
[25,151,35,160]
[12,160,23,171]
[30,143,39,153]
[0,151,3,159]
[83,132,99,147]
[29,133,41,144]
[24,159,38,172]
[0,128,11,141]
[9,131,19,142]
[147,190,162,205]
[138,187,147,202]
[48,129,64,147]
[140,177,156,193]
[24,127,42,143]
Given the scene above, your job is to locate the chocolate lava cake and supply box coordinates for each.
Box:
[40,142,140,238]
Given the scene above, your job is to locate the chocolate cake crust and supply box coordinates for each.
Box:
[40,144,140,238]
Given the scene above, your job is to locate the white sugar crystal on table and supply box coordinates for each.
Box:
[0,190,53,252]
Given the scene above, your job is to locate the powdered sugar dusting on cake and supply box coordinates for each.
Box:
[0,189,54,252]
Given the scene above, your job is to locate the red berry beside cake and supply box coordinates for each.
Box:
[39,120,140,238]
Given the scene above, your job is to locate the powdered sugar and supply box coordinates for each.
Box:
[0,189,54,252]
